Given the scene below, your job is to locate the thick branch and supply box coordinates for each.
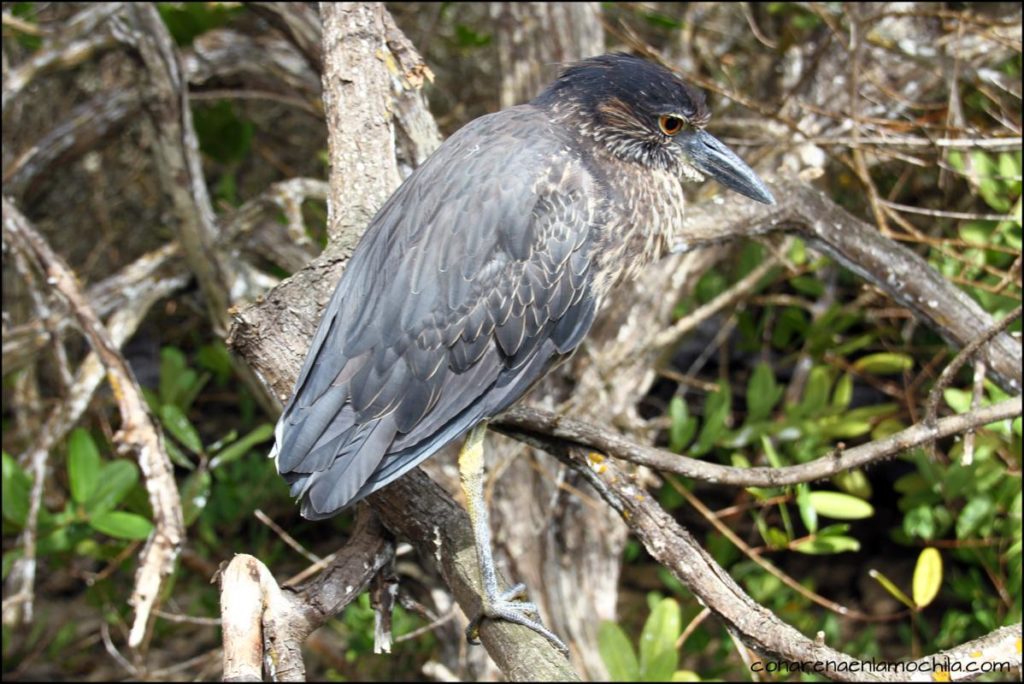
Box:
[114,3,234,335]
[220,509,393,682]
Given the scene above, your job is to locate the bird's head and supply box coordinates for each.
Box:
[534,53,775,205]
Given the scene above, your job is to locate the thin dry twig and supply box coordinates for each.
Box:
[254,508,322,565]
[495,395,1022,488]
[924,305,1022,454]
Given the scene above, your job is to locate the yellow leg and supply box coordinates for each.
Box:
[458,421,568,655]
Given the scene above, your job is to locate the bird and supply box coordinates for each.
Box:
[270,52,774,654]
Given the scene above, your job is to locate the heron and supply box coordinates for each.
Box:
[271,53,774,654]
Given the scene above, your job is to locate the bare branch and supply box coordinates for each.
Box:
[675,179,1022,394]
[220,507,394,681]
[495,396,1021,487]
[2,3,123,113]
[2,198,184,652]
[3,243,182,374]
[552,441,1021,681]
[111,3,234,335]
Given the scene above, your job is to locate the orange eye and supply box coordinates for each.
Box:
[658,115,685,136]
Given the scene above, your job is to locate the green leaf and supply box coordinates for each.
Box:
[820,418,873,440]
[771,307,808,349]
[872,417,906,440]
[691,385,731,456]
[796,366,832,417]
[2,452,31,527]
[956,497,994,539]
[164,438,196,470]
[639,598,680,681]
[972,151,1011,212]
[869,569,915,610]
[832,469,872,499]
[808,491,874,520]
[764,526,790,549]
[159,347,188,406]
[599,621,640,681]
[959,221,992,247]
[643,650,679,682]
[206,430,239,455]
[790,275,824,297]
[903,506,936,539]
[83,461,139,516]
[943,388,973,414]
[831,374,853,410]
[210,423,275,469]
[160,404,204,455]
[853,353,913,375]
[67,429,102,504]
[667,398,697,454]
[792,536,861,554]
[746,363,783,422]
[197,342,234,384]
[760,435,784,468]
[180,470,212,526]
[912,547,943,609]
[89,511,153,540]
[796,483,817,533]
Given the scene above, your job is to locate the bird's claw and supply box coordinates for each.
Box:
[465,583,570,657]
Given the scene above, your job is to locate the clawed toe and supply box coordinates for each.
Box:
[465,587,570,657]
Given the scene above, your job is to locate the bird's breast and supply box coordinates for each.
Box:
[592,164,687,291]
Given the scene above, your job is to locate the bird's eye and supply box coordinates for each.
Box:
[658,115,685,136]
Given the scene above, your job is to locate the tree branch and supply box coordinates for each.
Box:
[494,395,1022,487]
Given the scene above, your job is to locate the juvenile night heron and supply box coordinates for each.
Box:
[271,53,774,653]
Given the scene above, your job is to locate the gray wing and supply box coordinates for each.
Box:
[271,107,601,519]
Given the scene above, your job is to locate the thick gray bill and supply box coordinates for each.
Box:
[681,129,775,205]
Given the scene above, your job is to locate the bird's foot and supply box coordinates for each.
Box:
[465,583,569,656]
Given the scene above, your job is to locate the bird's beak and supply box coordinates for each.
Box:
[680,129,775,205]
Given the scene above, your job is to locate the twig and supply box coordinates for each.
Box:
[153,609,221,627]
[494,396,1022,488]
[100,619,138,677]
[652,245,783,351]
[254,508,321,565]
[664,474,904,622]
[2,3,122,114]
[924,305,1022,454]
[394,606,460,644]
[114,4,234,335]
[961,359,986,466]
